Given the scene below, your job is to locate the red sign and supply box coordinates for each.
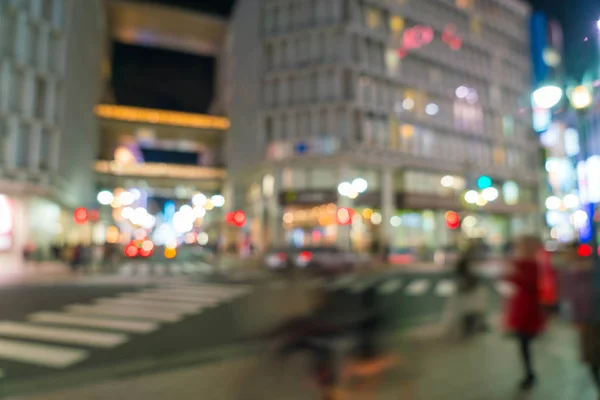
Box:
[74,208,89,225]
[0,195,14,252]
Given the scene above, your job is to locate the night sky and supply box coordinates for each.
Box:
[111,0,599,113]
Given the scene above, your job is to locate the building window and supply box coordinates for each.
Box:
[35,77,46,120]
[15,123,29,168]
[366,7,382,30]
[503,115,515,136]
[265,117,273,142]
[453,101,483,133]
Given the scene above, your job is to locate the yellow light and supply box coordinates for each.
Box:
[362,208,373,219]
[204,199,214,210]
[164,248,177,259]
[570,85,592,110]
[390,16,404,32]
[106,226,120,243]
[283,213,294,224]
[401,124,414,138]
[95,105,230,130]
[476,196,488,207]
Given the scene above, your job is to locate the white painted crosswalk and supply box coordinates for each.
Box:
[435,280,456,297]
[0,282,251,372]
[0,338,88,368]
[118,262,216,277]
[0,322,128,348]
[405,279,431,296]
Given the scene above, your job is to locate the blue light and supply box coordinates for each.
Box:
[164,201,176,222]
[579,203,594,243]
[295,141,309,154]
[477,175,492,189]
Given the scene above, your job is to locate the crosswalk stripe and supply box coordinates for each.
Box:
[122,292,220,305]
[154,265,166,275]
[405,279,430,296]
[149,287,242,299]
[0,338,88,368]
[29,312,159,333]
[65,304,183,323]
[0,321,128,348]
[170,264,182,274]
[96,297,202,313]
[329,274,358,289]
[377,279,403,295]
[435,280,456,297]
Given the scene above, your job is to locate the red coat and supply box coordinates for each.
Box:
[504,259,547,336]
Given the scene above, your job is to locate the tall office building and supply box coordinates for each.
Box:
[222,0,539,258]
[0,0,106,267]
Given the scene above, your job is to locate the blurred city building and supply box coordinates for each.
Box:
[94,1,230,250]
[0,0,106,266]
[221,0,540,259]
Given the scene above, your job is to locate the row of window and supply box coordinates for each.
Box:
[0,9,66,74]
[0,116,56,170]
[263,0,344,35]
[0,61,62,125]
[263,69,351,107]
[264,30,342,70]
[3,0,65,28]
[263,109,534,170]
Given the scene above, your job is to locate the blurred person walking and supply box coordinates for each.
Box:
[454,241,488,339]
[558,243,600,395]
[503,236,546,391]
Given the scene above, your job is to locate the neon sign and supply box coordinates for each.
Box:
[398,24,463,58]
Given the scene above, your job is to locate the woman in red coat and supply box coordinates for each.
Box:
[503,236,547,391]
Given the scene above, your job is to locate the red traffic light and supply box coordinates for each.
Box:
[445,211,460,230]
[226,211,246,227]
[578,244,593,257]
[74,208,89,225]
[233,211,246,227]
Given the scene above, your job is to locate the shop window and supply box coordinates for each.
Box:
[493,146,505,166]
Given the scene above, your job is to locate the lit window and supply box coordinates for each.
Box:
[390,16,404,33]
[366,8,382,29]
[470,17,482,36]
[493,146,506,166]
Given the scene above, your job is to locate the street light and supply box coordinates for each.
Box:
[531,85,563,109]
[570,85,593,110]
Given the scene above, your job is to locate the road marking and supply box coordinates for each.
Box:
[120,263,134,276]
[0,338,88,368]
[96,297,203,313]
[329,274,358,289]
[435,280,456,297]
[29,312,158,333]
[405,279,430,296]
[377,279,403,295]
[170,264,182,274]
[154,264,166,275]
[123,291,220,305]
[65,304,183,323]
[150,287,244,299]
[495,282,515,298]
[0,321,128,348]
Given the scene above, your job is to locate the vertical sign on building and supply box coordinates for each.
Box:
[0,195,14,252]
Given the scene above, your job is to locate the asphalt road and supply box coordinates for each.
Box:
[0,260,507,398]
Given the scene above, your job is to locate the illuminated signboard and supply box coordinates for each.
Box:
[0,195,14,252]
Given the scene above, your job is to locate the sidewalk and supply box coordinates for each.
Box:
[9,321,597,400]
[0,262,76,286]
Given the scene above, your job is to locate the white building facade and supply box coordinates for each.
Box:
[223,0,539,259]
[0,0,106,267]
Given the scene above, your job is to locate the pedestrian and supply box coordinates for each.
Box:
[503,235,546,391]
[454,241,488,339]
[558,243,600,394]
[70,243,82,272]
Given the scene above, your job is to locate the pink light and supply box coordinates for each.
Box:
[402,26,434,50]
